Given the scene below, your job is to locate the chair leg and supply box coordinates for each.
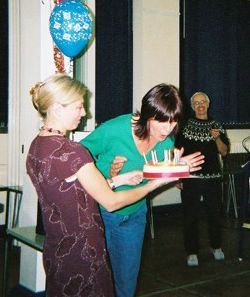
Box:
[238,226,245,261]
[12,192,22,228]
[226,174,238,218]
[148,199,155,239]
[2,234,10,297]
[226,175,232,213]
[231,174,238,218]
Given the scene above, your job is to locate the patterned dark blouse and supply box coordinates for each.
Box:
[175,117,229,178]
[26,135,114,297]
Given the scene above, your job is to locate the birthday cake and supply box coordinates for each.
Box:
[143,161,190,178]
[143,149,190,179]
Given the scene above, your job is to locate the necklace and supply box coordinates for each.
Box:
[40,126,65,136]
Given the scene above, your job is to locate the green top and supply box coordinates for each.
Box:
[81,114,175,215]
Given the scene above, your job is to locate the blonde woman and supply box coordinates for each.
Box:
[26,74,177,297]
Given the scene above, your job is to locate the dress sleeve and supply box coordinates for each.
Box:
[52,141,93,181]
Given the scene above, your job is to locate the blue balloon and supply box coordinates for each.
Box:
[50,0,93,58]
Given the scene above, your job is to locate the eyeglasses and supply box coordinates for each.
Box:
[193,100,207,106]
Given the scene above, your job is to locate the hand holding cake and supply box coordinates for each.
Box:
[180,150,205,172]
[143,148,205,179]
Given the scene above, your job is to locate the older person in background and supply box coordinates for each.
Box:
[175,91,229,267]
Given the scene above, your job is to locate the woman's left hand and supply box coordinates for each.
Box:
[181,151,205,172]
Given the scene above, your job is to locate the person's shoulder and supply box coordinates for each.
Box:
[183,117,194,125]
[100,114,131,125]
[209,118,224,128]
[181,117,195,128]
[106,113,131,124]
[97,113,131,128]
[63,139,93,162]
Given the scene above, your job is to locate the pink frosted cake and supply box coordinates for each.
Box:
[143,160,190,179]
[143,149,190,179]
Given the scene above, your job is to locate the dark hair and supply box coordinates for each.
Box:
[133,83,183,139]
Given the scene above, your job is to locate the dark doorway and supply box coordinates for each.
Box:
[95,0,133,125]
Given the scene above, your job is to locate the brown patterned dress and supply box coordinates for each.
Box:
[26,135,115,297]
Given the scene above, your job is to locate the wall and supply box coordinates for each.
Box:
[227,130,250,153]
[133,0,180,110]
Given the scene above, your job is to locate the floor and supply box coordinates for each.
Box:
[1,204,250,297]
[136,206,250,297]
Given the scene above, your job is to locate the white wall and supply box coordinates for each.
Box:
[133,0,180,110]
[227,130,250,153]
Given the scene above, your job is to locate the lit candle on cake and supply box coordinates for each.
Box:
[151,151,156,164]
[153,150,158,164]
[143,152,148,164]
[164,150,168,162]
[173,148,181,164]
[174,149,177,164]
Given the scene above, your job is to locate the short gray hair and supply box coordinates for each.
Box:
[190,91,210,106]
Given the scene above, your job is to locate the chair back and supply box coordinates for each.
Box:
[222,153,249,175]
[242,136,250,154]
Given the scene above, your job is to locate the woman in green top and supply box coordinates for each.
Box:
[81,83,204,297]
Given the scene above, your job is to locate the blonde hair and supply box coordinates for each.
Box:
[30,73,86,118]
